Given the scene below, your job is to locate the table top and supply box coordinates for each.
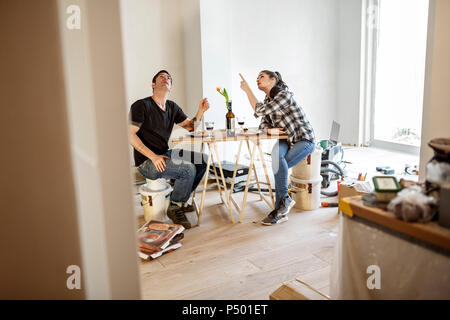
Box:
[172,128,288,145]
[344,196,450,251]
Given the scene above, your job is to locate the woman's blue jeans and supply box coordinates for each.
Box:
[137,149,207,203]
[271,139,315,208]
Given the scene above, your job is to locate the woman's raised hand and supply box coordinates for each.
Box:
[239,73,250,93]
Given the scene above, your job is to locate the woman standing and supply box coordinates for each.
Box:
[240,71,315,225]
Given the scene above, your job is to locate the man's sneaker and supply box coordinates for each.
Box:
[183,203,195,213]
[277,195,296,216]
[261,209,288,226]
[167,203,191,229]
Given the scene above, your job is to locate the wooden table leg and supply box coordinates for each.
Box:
[212,143,235,223]
[198,142,213,226]
[246,140,263,200]
[240,142,257,222]
[210,151,225,204]
[229,140,243,213]
[257,142,275,209]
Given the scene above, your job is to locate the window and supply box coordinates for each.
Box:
[367,0,429,150]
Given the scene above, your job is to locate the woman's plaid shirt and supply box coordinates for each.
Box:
[254,90,315,147]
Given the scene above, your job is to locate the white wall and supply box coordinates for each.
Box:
[182,0,204,118]
[337,0,363,145]
[120,0,364,158]
[120,0,205,152]
[419,0,450,180]
[199,0,232,125]
[199,0,234,159]
[230,0,339,143]
[200,0,340,160]
[120,0,187,110]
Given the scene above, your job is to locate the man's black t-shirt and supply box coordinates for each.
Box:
[129,97,188,166]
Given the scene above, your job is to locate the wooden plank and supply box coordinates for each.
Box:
[248,233,336,271]
[139,259,166,274]
[246,140,263,201]
[257,143,275,208]
[229,140,243,196]
[295,266,331,291]
[175,254,328,300]
[238,283,282,300]
[171,129,288,145]
[141,260,261,300]
[198,143,213,225]
[209,151,225,204]
[270,279,330,300]
[230,196,242,213]
[239,143,257,222]
[312,246,335,264]
[156,219,333,273]
[348,197,450,250]
[213,143,235,223]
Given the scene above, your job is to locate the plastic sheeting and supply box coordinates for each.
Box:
[330,214,450,299]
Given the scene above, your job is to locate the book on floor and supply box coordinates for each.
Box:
[138,220,184,254]
[150,242,182,260]
[139,233,184,260]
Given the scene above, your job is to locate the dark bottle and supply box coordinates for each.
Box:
[226,100,235,137]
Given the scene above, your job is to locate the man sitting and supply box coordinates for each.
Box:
[129,70,209,229]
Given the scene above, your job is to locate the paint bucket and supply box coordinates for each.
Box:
[146,178,168,192]
[290,175,322,211]
[291,147,322,181]
[139,180,173,222]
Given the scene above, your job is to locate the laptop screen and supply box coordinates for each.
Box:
[330,121,340,143]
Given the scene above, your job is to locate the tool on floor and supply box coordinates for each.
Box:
[321,201,339,207]
[376,166,395,175]
[357,172,367,181]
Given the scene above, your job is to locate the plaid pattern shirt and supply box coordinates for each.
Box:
[254,90,315,147]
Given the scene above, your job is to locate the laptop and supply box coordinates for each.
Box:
[330,121,340,146]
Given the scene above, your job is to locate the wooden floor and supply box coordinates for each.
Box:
[136,146,419,300]
[137,190,339,300]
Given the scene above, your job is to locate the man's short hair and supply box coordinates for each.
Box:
[152,70,172,85]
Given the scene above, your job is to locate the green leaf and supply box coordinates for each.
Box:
[223,88,229,101]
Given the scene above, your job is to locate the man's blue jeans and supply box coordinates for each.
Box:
[271,139,315,208]
[137,149,207,203]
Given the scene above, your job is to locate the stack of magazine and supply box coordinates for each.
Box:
[137,220,185,260]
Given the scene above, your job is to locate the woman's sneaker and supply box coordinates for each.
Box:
[261,209,289,226]
[277,195,296,215]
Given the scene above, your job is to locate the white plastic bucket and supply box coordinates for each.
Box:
[290,175,322,211]
[291,147,322,181]
[145,178,168,191]
[139,180,173,222]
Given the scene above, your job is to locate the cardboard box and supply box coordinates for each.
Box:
[338,181,372,200]
[270,279,331,300]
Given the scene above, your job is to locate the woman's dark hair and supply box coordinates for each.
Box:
[261,70,288,99]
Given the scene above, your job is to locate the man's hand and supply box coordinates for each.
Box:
[150,154,169,172]
[199,98,210,113]
[267,128,287,135]
[239,73,251,93]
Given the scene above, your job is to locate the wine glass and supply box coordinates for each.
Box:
[237,117,246,132]
[205,121,215,138]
